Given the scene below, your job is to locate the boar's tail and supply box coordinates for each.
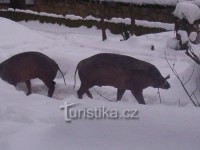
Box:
[73,62,80,89]
[58,66,66,85]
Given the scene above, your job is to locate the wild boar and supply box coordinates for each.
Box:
[0,51,66,97]
[74,53,170,104]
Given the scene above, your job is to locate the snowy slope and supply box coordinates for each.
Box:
[0,17,200,150]
[1,95,200,150]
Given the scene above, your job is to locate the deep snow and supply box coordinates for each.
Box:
[0,17,200,150]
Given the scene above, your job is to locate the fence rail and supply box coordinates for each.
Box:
[0,10,169,36]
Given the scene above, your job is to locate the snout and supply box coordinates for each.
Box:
[160,81,171,89]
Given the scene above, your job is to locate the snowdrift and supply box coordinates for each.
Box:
[0,17,200,150]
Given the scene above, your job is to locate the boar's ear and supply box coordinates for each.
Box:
[165,74,170,80]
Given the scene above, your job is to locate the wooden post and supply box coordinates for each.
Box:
[10,0,26,9]
[100,2,107,41]
[130,4,135,36]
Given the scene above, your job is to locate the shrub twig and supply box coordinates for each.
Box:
[164,52,198,107]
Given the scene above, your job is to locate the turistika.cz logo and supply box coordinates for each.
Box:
[60,102,139,122]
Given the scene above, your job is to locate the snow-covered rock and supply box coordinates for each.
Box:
[178,30,189,44]
[166,37,180,50]
[189,32,197,42]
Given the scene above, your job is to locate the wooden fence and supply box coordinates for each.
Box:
[0,10,168,36]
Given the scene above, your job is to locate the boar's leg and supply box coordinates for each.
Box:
[86,90,93,99]
[131,90,146,104]
[117,89,126,101]
[43,80,56,97]
[48,81,56,97]
[25,80,32,96]
[77,83,92,99]
[77,87,87,99]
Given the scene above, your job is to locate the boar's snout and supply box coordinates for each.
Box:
[161,80,171,89]
[159,74,171,89]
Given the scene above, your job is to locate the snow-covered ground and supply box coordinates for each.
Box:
[0,17,200,150]
[0,0,197,6]
[98,0,184,6]
[100,0,200,6]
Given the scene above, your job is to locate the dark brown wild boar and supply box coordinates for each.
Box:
[0,51,66,97]
[74,53,170,104]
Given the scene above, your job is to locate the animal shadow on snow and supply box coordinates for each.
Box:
[15,80,160,104]
[15,79,77,100]
[88,86,140,103]
[89,86,160,104]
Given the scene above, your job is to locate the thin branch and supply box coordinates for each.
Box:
[157,88,162,104]
[93,87,113,102]
[164,52,198,107]
[172,59,176,70]
[194,94,200,107]
[185,46,200,65]
[194,77,200,107]
[190,78,198,97]
[184,65,195,85]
